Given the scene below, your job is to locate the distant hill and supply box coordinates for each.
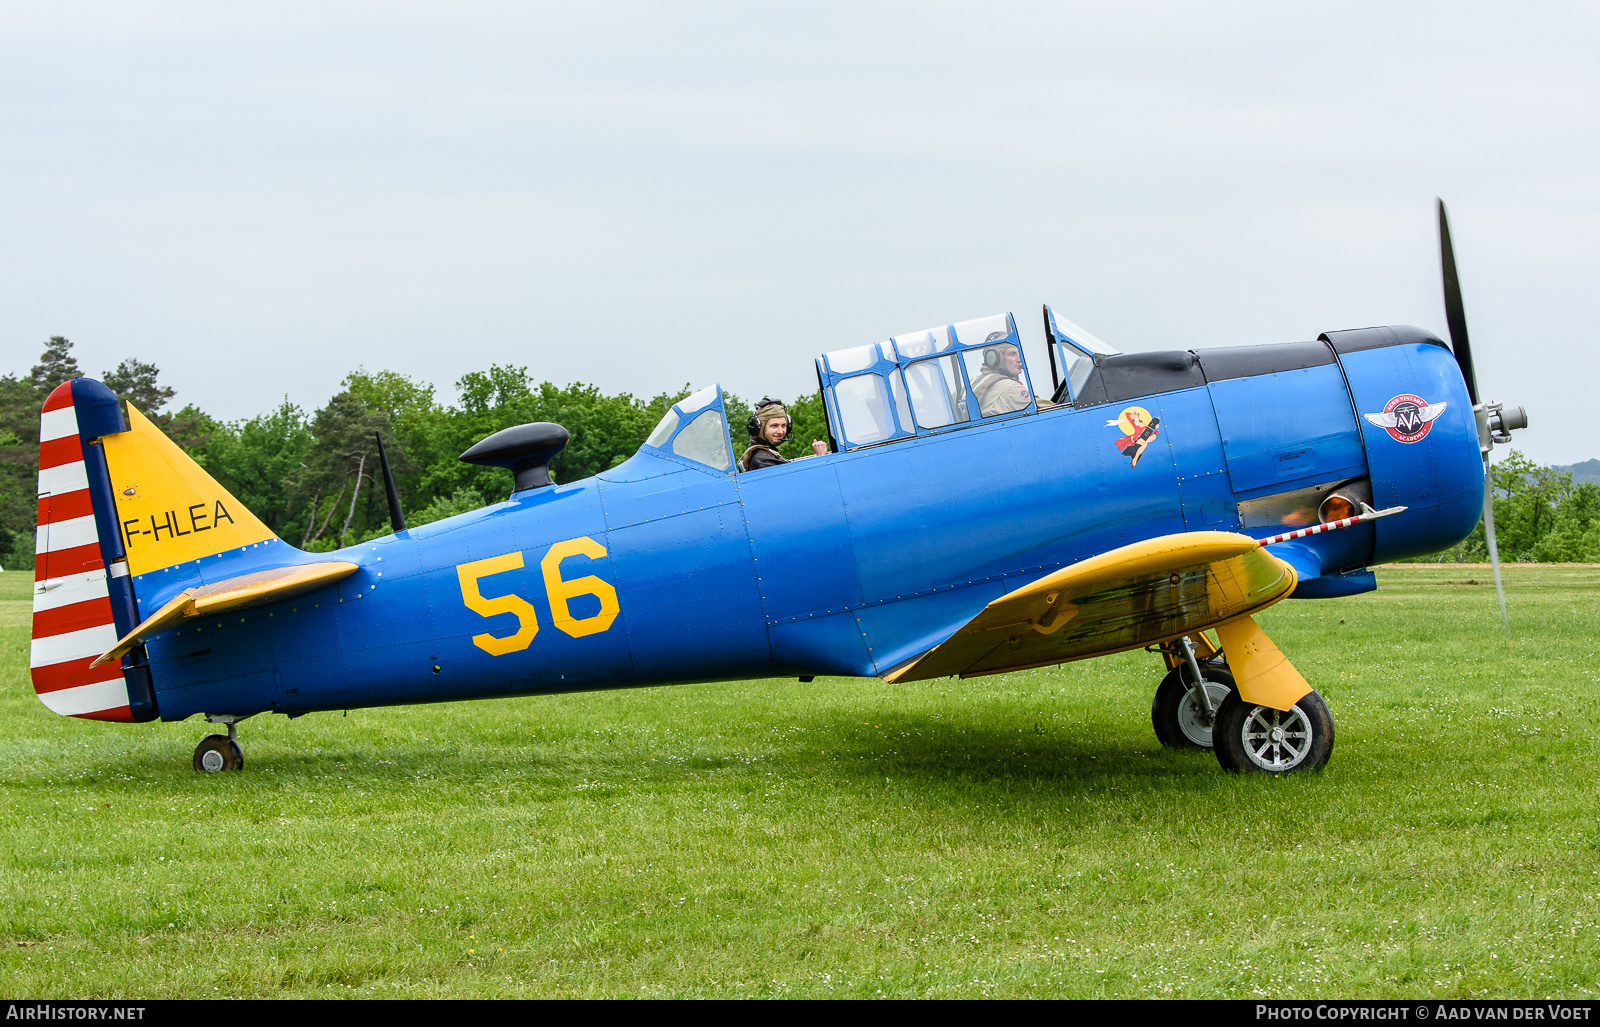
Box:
[1554,459,1600,486]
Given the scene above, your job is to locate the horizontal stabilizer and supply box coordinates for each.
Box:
[91,562,358,667]
[884,531,1297,684]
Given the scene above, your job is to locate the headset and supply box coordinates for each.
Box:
[982,333,1014,371]
[746,397,792,440]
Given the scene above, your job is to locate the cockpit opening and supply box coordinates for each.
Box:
[635,307,1118,468]
[816,312,1040,452]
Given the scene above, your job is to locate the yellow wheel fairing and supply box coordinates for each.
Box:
[1213,614,1314,712]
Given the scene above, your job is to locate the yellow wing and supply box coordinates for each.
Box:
[90,562,358,667]
[883,531,1311,710]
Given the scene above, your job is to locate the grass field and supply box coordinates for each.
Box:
[1,565,1597,999]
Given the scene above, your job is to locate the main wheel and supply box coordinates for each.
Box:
[193,734,244,773]
[1212,690,1333,774]
[1151,663,1234,749]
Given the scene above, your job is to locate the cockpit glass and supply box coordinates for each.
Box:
[1067,353,1095,400]
[671,408,732,470]
[1051,314,1119,356]
[887,369,911,432]
[824,343,880,374]
[1047,312,1119,402]
[904,355,968,428]
[833,374,893,445]
[951,313,1012,347]
[645,408,680,448]
[678,384,719,415]
[963,346,1034,418]
[816,310,1033,450]
[892,326,952,358]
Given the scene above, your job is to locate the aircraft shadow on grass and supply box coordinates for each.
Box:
[79,707,1236,805]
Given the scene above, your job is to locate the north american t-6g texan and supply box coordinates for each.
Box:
[28,201,1526,775]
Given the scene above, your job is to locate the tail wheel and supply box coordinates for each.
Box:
[1151,663,1234,749]
[193,734,244,773]
[1213,690,1334,774]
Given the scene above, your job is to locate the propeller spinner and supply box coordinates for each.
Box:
[1437,198,1528,639]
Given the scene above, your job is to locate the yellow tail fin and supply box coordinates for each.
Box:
[99,404,276,575]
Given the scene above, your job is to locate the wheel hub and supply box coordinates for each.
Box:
[1241,706,1313,771]
[200,748,225,773]
[1177,682,1231,747]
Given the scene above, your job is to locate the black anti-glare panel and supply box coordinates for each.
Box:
[1194,340,1335,383]
[1073,351,1206,408]
[1319,325,1450,356]
[1068,325,1447,409]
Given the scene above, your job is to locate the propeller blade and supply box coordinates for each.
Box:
[1481,458,1511,641]
[1438,198,1480,405]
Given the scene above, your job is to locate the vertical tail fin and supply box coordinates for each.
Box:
[30,381,148,720]
[99,402,275,575]
[30,380,288,722]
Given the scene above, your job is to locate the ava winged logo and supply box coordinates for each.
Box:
[1364,394,1446,444]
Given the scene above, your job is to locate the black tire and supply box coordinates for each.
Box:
[193,734,244,773]
[1151,662,1234,749]
[1212,690,1333,774]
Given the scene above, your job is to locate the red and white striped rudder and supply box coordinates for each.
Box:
[30,381,136,721]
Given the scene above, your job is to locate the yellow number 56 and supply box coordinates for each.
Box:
[456,536,620,655]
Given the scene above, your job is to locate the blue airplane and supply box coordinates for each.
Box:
[27,201,1526,775]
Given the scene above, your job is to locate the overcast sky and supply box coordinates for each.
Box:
[1,2,1593,464]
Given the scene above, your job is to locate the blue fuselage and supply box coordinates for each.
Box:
[139,332,1483,721]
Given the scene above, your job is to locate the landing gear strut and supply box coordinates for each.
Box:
[193,717,245,773]
[1151,635,1233,749]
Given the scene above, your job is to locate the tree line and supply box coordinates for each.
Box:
[1423,450,1600,564]
[1,335,1592,569]
[0,337,829,568]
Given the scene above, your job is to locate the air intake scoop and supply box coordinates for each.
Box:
[459,422,569,492]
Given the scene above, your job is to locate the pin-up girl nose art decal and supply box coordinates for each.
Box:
[1107,405,1162,467]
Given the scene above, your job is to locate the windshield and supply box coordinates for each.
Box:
[1045,307,1120,401]
[672,408,732,470]
[642,384,734,471]
[678,384,719,414]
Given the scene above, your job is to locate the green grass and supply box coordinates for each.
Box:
[2,565,1597,998]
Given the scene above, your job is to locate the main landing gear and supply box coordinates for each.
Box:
[1151,635,1233,750]
[1150,635,1333,774]
[1211,690,1334,774]
[193,715,246,773]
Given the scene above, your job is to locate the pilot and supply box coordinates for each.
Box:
[971,335,1032,416]
[741,398,828,471]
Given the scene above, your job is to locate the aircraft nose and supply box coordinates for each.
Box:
[1487,404,1527,442]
